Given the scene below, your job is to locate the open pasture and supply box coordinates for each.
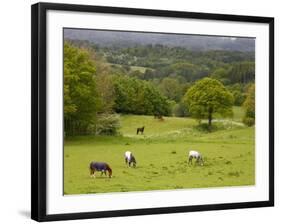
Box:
[64,108,255,195]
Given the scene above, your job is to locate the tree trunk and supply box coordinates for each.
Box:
[208,107,213,128]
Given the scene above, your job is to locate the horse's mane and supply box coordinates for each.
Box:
[89,161,95,169]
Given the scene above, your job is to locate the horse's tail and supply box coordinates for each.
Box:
[106,164,112,178]
[89,162,94,175]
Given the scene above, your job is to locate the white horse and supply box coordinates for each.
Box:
[188,150,204,166]
[124,151,137,167]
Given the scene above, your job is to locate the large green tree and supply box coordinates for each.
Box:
[64,42,100,135]
[112,75,171,116]
[184,77,234,127]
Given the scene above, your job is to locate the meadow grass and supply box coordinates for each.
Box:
[64,107,254,195]
[233,106,245,121]
[106,63,151,73]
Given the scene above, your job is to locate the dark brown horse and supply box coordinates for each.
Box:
[136,126,145,135]
[154,114,164,121]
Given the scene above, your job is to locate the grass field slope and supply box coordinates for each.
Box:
[64,107,254,195]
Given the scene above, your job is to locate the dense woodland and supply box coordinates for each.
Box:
[64,39,255,136]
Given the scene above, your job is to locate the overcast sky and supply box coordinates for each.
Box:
[64,28,255,52]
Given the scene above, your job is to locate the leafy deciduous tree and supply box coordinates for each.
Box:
[184,77,234,128]
[64,42,99,135]
[112,75,171,116]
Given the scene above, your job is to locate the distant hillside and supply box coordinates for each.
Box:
[64,28,255,52]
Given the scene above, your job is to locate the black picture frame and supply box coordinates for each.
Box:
[31,2,274,222]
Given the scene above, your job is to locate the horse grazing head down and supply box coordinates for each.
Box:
[188,150,204,166]
[124,151,137,167]
[89,161,112,178]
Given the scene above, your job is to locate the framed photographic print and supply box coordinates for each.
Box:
[31,2,274,222]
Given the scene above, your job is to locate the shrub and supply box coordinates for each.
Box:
[243,117,255,127]
[242,84,255,126]
[90,114,121,135]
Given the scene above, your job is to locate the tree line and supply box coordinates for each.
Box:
[64,41,255,136]
[64,42,171,136]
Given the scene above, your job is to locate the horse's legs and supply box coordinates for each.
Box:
[91,170,96,178]
[196,157,201,165]
[199,157,204,166]
[90,168,94,177]
[188,156,193,165]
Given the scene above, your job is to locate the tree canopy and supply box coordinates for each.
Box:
[159,77,183,102]
[113,75,171,116]
[63,39,255,135]
[184,77,234,127]
[64,42,100,135]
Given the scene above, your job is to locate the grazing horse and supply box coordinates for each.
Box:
[136,126,145,135]
[89,161,112,178]
[124,151,137,167]
[154,114,164,121]
[188,150,204,166]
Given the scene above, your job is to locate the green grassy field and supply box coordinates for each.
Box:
[106,62,152,73]
[64,107,255,195]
